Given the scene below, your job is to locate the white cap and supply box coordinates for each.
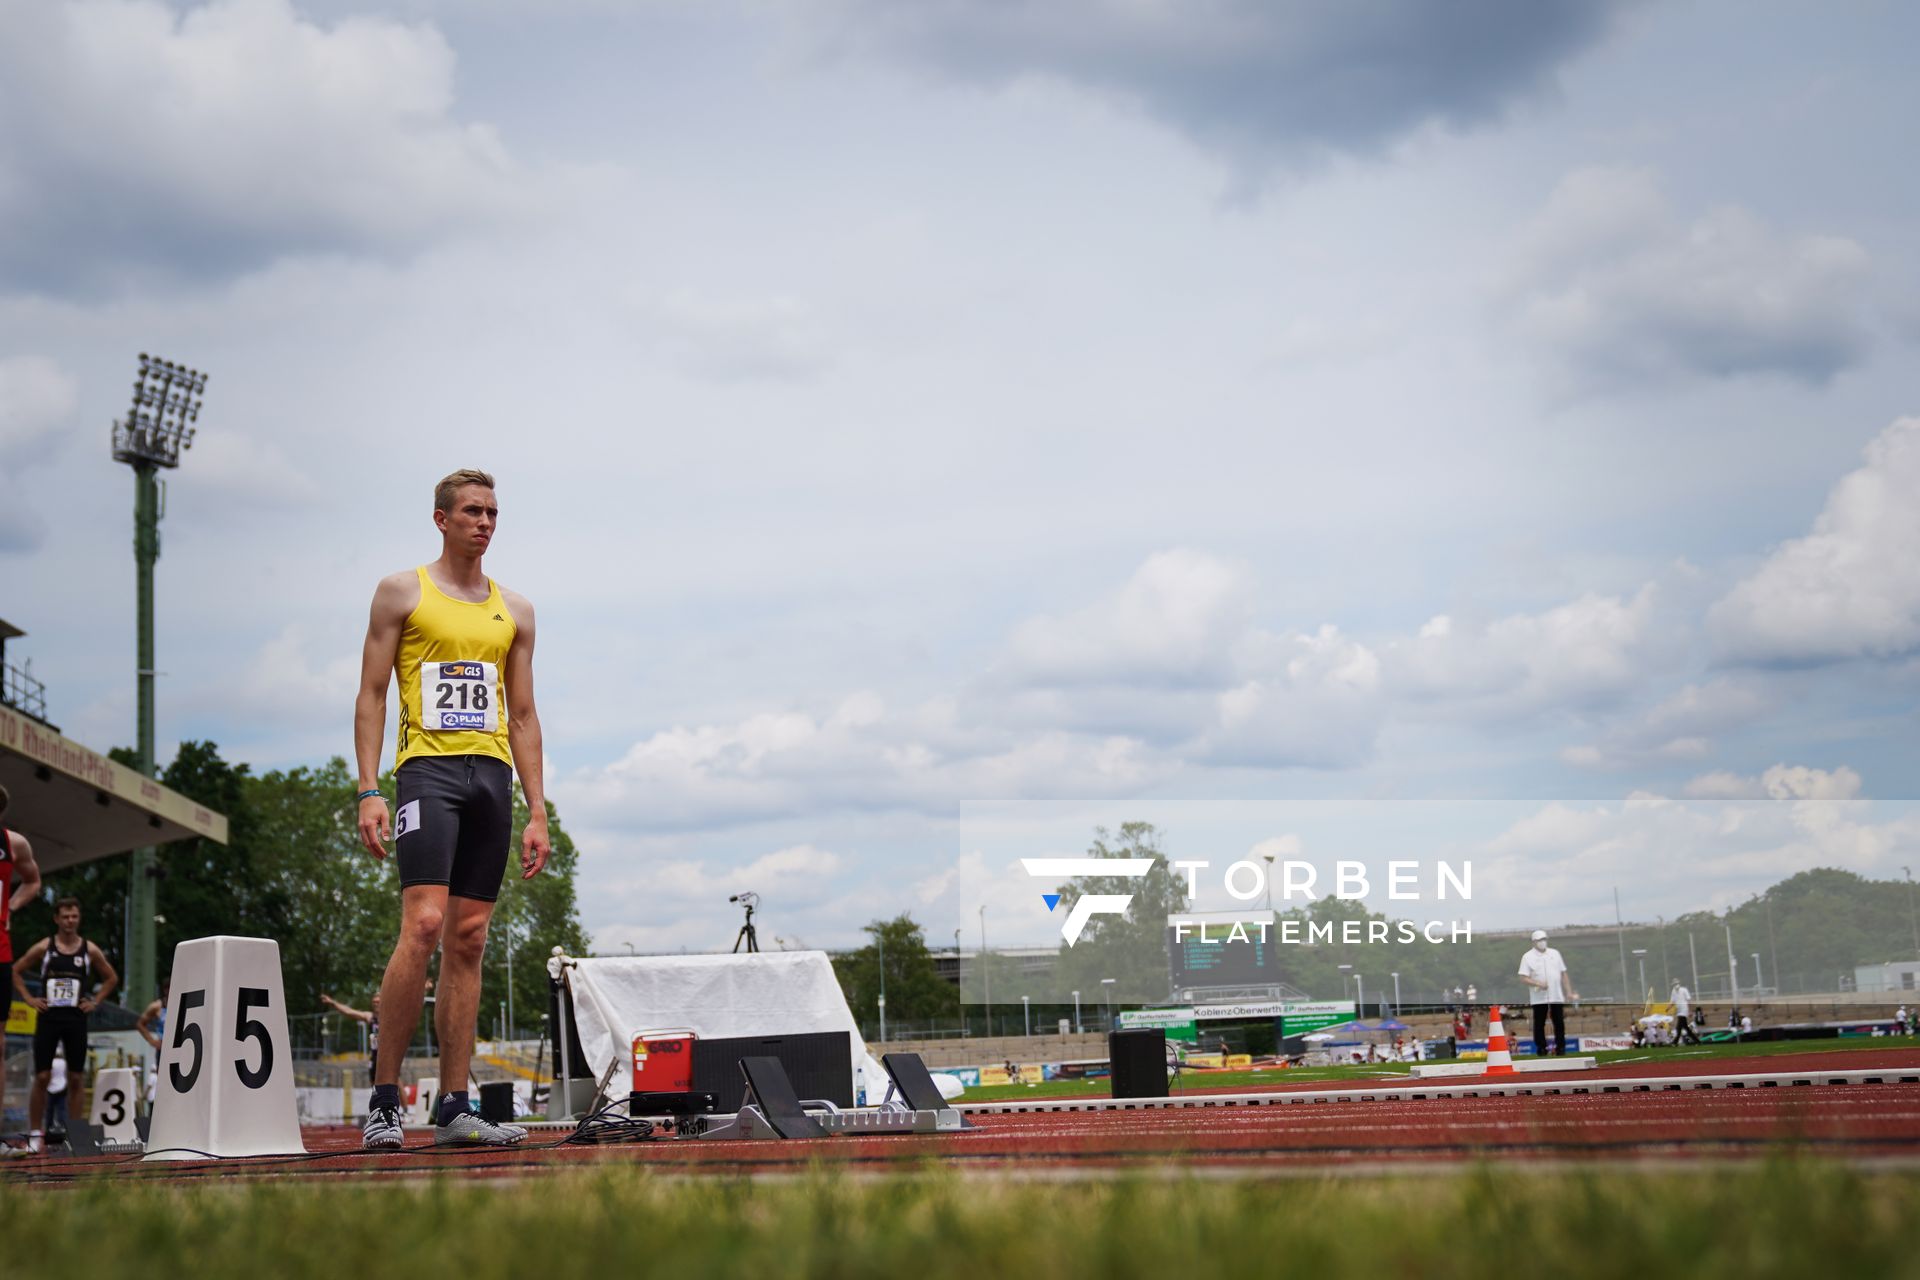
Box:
[1530,929,1548,942]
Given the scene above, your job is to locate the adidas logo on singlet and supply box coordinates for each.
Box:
[493,614,505,621]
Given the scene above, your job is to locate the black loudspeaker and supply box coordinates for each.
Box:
[1110,1028,1169,1099]
[479,1081,516,1123]
[690,1031,852,1113]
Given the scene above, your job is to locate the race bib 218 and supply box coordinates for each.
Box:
[422,660,500,733]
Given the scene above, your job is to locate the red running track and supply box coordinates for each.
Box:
[8,1050,1919,1185]
[1165,1045,1920,1094]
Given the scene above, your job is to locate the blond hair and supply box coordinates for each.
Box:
[434,469,496,512]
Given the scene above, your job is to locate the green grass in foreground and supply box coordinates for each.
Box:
[963,1032,1918,1102]
[6,1162,1920,1279]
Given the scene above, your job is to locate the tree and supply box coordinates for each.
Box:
[1051,822,1190,1004]
[474,782,591,1039]
[242,758,399,1020]
[833,914,957,1033]
[12,742,591,1044]
[152,741,288,997]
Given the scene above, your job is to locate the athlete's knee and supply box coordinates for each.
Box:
[399,906,446,953]
[444,912,490,964]
[33,1070,50,1086]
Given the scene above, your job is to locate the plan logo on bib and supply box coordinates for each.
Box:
[1021,858,1155,946]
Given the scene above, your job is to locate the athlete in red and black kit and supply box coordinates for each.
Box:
[0,785,46,1147]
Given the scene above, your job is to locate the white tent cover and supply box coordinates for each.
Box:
[565,951,886,1103]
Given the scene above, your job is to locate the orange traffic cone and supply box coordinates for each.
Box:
[1483,1005,1516,1077]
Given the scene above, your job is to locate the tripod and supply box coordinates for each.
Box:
[730,892,760,953]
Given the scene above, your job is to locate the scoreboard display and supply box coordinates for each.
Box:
[1167,912,1277,991]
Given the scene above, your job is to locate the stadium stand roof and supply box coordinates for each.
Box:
[1,696,227,872]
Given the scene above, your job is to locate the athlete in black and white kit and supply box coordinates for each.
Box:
[11,896,117,1150]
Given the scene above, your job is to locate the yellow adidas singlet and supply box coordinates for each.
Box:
[394,566,517,769]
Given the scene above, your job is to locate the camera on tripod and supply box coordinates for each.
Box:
[729,891,760,953]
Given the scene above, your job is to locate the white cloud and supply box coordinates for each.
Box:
[0,355,75,468]
[997,549,1249,691]
[1385,587,1660,719]
[1682,770,1759,800]
[807,0,1631,180]
[988,551,1386,765]
[0,0,527,292]
[907,846,1104,949]
[1509,167,1874,389]
[559,691,1169,835]
[652,292,835,384]
[1475,764,1918,923]
[649,843,844,900]
[1710,418,1920,665]
[1561,678,1770,770]
[1248,833,1304,861]
[560,549,1705,835]
[0,355,77,550]
[1201,625,1383,768]
[583,843,852,954]
[181,430,316,507]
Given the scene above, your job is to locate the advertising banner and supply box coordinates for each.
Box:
[1196,999,1287,1019]
[6,1001,37,1035]
[1280,1001,1357,1036]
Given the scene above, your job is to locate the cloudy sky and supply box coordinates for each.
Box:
[3,0,1917,956]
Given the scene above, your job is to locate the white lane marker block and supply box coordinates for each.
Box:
[90,1067,142,1146]
[414,1075,439,1125]
[145,936,307,1160]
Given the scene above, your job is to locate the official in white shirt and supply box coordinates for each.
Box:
[1517,929,1579,1056]
[1670,981,1699,1045]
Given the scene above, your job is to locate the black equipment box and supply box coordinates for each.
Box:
[691,1031,852,1112]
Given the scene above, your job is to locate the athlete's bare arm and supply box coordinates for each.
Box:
[321,992,373,1023]
[11,939,49,1011]
[355,571,421,859]
[501,586,550,880]
[81,942,118,1012]
[6,830,40,913]
[136,998,165,1049]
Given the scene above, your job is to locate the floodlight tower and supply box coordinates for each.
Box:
[111,353,208,1009]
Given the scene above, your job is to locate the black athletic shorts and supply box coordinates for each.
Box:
[34,1012,87,1074]
[394,754,514,902]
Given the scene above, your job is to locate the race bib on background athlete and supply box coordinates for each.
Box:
[46,976,80,1007]
[421,659,499,733]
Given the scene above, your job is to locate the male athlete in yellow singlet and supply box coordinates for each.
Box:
[354,469,548,1148]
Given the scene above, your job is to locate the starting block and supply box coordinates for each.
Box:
[815,1107,962,1135]
[703,1056,832,1139]
[701,1053,963,1140]
[878,1052,973,1130]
